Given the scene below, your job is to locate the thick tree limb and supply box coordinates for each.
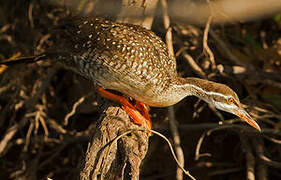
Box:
[79,106,149,180]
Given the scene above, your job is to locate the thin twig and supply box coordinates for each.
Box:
[47,119,67,134]
[239,135,255,180]
[194,130,212,160]
[208,104,224,121]
[182,51,206,79]
[24,120,34,152]
[64,96,85,126]
[194,127,225,161]
[0,124,18,156]
[28,3,34,28]
[258,154,281,168]
[263,135,281,144]
[203,15,216,70]
[252,138,268,180]
[168,106,185,180]
[39,113,49,140]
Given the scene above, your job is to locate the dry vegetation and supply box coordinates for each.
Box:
[0,0,281,180]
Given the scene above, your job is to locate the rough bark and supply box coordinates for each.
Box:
[79,106,149,180]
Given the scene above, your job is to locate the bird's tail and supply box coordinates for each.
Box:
[0,54,46,65]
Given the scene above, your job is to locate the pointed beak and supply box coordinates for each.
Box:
[234,109,261,132]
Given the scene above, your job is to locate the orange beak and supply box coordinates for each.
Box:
[234,109,261,132]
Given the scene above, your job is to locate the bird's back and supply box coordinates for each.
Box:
[55,17,177,103]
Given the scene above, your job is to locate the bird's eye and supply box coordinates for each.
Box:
[227,97,234,104]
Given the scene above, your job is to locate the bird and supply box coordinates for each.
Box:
[0,17,261,131]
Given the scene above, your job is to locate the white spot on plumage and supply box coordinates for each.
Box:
[120,64,127,71]
[142,69,147,75]
[143,61,147,66]
[109,61,114,66]
[132,62,138,70]
[113,55,118,60]
[115,63,121,69]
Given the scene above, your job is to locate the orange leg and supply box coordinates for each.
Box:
[132,100,150,121]
[96,86,152,130]
[132,100,152,130]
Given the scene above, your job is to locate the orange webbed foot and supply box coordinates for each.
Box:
[96,86,152,130]
[132,100,151,128]
[121,105,152,130]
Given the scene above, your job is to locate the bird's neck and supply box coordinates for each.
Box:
[170,77,217,104]
[141,77,224,107]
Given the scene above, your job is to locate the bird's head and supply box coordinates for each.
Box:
[202,82,261,131]
[171,77,261,131]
